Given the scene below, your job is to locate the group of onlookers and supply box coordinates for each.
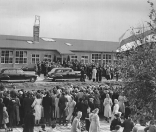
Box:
[0,83,154,132]
[35,60,120,82]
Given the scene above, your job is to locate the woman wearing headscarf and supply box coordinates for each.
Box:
[89,108,100,132]
[103,94,112,123]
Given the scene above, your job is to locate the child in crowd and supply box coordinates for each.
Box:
[47,124,59,132]
[2,107,9,132]
[85,107,91,132]
[39,124,47,132]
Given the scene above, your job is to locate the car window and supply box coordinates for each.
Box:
[55,69,62,73]
[17,69,24,74]
[50,68,56,73]
[9,69,17,74]
[63,69,72,73]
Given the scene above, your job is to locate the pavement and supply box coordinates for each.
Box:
[0,120,146,132]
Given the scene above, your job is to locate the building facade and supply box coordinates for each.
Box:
[0,35,120,69]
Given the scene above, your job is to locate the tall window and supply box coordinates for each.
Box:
[44,54,51,62]
[1,50,13,64]
[32,54,40,64]
[103,54,112,65]
[92,54,101,64]
[70,56,77,62]
[15,51,27,64]
[81,56,89,64]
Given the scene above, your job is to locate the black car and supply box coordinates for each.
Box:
[0,68,37,82]
[47,68,83,81]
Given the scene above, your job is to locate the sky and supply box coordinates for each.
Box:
[0,0,154,42]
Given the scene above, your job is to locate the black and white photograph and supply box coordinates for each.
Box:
[0,0,156,132]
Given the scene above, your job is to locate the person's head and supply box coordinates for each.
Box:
[114,99,119,104]
[106,94,110,98]
[87,107,91,113]
[114,113,120,119]
[115,125,120,130]
[3,106,7,111]
[36,93,41,99]
[92,108,99,114]
[77,111,82,119]
[51,124,56,129]
[41,124,46,129]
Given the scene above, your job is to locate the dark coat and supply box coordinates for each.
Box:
[23,112,35,132]
[0,101,4,124]
[110,118,122,131]
[3,97,10,108]
[8,99,16,127]
[23,97,34,116]
[58,95,68,109]
[42,96,51,119]
[122,119,134,132]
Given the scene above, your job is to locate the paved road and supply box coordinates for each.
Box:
[6,120,111,132]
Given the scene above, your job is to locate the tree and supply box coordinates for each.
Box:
[117,0,156,122]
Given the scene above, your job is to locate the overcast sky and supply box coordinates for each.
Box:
[0,0,154,41]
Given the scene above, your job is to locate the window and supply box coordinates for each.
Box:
[103,54,112,65]
[70,56,77,62]
[1,50,13,64]
[17,69,24,74]
[32,54,40,64]
[55,69,62,73]
[44,54,51,62]
[91,54,101,64]
[15,51,27,64]
[81,56,89,64]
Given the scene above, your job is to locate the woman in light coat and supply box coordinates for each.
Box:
[103,94,112,123]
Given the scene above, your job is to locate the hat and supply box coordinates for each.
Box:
[19,91,23,95]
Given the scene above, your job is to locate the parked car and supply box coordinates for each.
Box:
[0,68,37,82]
[47,67,85,82]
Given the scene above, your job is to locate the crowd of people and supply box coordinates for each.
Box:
[35,60,120,81]
[0,83,154,132]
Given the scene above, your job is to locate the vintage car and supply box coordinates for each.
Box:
[0,68,37,82]
[47,67,84,81]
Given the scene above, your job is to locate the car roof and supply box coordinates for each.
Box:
[53,67,72,70]
[0,67,22,70]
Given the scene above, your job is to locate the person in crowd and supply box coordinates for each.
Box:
[110,113,122,131]
[75,98,83,113]
[2,106,9,131]
[0,98,4,129]
[66,96,76,126]
[55,94,60,122]
[144,120,156,132]
[58,92,68,126]
[23,109,35,132]
[124,101,131,119]
[118,94,125,118]
[85,107,91,132]
[50,91,56,121]
[80,67,85,82]
[121,115,134,132]
[111,125,121,132]
[111,99,119,121]
[15,94,21,125]
[8,93,17,131]
[94,90,101,110]
[39,124,47,132]
[23,92,34,118]
[92,67,97,82]
[47,124,58,132]
[71,111,82,132]
[31,93,42,125]
[82,100,89,120]
[88,98,95,112]
[89,108,100,132]
[42,92,52,126]
[103,94,112,123]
